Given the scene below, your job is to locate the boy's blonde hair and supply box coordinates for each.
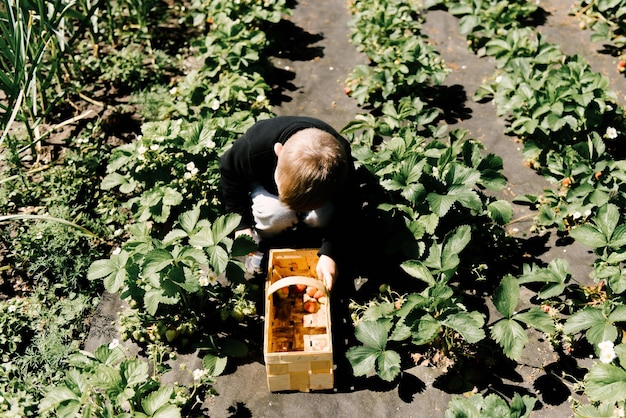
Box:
[276,128,349,212]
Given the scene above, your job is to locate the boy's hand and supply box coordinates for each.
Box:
[316,255,337,292]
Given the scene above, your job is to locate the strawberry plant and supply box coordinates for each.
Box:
[433,1,626,414]
[426,0,539,54]
[38,342,215,417]
[573,0,626,68]
[446,392,536,418]
[490,275,556,360]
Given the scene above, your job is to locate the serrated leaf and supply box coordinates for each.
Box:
[142,249,174,276]
[563,308,605,335]
[189,225,215,247]
[39,387,80,414]
[481,394,510,418]
[354,319,391,349]
[203,354,227,376]
[509,393,537,418]
[400,260,435,286]
[162,229,188,245]
[586,322,618,346]
[493,275,519,318]
[427,192,457,217]
[441,225,471,273]
[389,320,412,342]
[585,363,626,403]
[220,337,249,358]
[597,203,619,239]
[608,305,626,322]
[570,224,607,249]
[101,172,129,191]
[207,245,229,273]
[141,386,175,416]
[122,359,149,387]
[491,318,527,360]
[346,346,379,377]
[514,307,556,334]
[212,214,242,243]
[487,200,513,225]
[411,313,441,345]
[376,349,401,382]
[441,311,485,343]
[445,396,482,418]
[179,206,201,234]
[152,405,182,418]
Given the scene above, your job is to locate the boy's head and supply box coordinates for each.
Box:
[274,128,349,212]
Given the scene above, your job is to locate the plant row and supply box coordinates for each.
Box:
[1,0,293,416]
[343,0,626,415]
[438,0,626,415]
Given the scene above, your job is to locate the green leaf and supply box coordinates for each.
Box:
[563,307,606,340]
[608,305,626,323]
[203,354,227,376]
[400,260,435,286]
[487,200,513,225]
[39,387,81,413]
[509,393,537,418]
[573,402,616,418]
[101,172,133,192]
[493,275,519,318]
[481,394,511,418]
[570,224,607,249]
[491,318,527,360]
[427,192,457,217]
[220,337,249,358]
[207,245,230,273]
[411,313,441,345]
[376,349,401,382]
[389,320,412,342]
[354,319,391,349]
[94,344,124,365]
[179,206,201,234]
[603,267,626,294]
[141,386,175,416]
[121,359,149,387]
[142,249,174,276]
[514,307,556,334]
[152,405,182,418]
[597,203,619,239]
[518,259,570,299]
[441,225,471,273]
[212,214,242,243]
[586,322,618,347]
[189,225,215,247]
[162,229,188,245]
[585,363,626,403]
[144,288,179,316]
[441,311,485,344]
[346,346,379,377]
[445,395,482,418]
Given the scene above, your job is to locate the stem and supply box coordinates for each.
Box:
[17,108,96,155]
[0,214,101,240]
[0,162,52,184]
[505,212,537,226]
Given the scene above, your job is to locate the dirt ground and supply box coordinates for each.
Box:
[85,0,626,416]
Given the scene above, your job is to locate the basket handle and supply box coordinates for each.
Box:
[267,276,328,298]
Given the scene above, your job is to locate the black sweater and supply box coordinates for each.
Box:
[219,116,355,259]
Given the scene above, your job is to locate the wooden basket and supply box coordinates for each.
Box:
[263,249,334,392]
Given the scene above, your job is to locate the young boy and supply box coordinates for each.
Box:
[219,116,355,291]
